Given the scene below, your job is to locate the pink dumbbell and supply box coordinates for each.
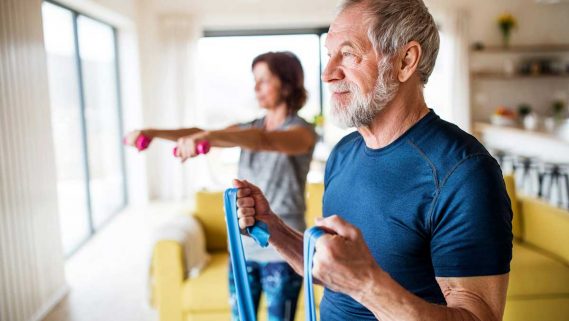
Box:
[173,141,211,157]
[124,133,152,151]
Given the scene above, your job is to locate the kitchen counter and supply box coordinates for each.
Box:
[473,122,569,163]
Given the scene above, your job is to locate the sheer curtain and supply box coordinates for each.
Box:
[145,15,204,200]
[425,7,471,132]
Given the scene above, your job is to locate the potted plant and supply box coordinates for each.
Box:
[552,100,566,120]
[518,104,537,130]
[544,100,567,132]
[497,13,517,48]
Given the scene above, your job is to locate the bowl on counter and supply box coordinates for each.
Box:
[490,114,517,127]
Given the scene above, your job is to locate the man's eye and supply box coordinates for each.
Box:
[342,51,354,58]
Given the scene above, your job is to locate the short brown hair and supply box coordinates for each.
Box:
[252,51,308,114]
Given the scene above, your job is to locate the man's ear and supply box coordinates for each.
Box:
[397,41,422,83]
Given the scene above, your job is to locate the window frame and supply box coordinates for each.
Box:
[43,0,128,257]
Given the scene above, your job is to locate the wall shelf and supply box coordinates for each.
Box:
[471,72,569,80]
[471,44,569,53]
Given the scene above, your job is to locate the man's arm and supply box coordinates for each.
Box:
[359,272,508,321]
[233,179,306,274]
[313,216,509,321]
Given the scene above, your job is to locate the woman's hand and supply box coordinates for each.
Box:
[175,131,209,162]
[233,179,278,230]
[124,129,143,147]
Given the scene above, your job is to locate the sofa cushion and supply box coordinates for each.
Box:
[305,183,324,227]
[182,252,325,314]
[183,252,230,312]
[520,197,569,263]
[193,191,227,252]
[508,242,569,298]
[504,297,569,321]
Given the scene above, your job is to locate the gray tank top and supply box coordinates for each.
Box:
[238,114,315,262]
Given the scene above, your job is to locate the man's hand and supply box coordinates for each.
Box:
[233,179,279,230]
[233,179,306,274]
[313,215,382,301]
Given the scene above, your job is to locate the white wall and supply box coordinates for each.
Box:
[0,1,67,320]
[431,0,569,46]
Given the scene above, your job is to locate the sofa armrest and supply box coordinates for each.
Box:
[153,240,184,321]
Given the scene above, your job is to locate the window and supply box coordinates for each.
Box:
[194,30,358,148]
[42,1,126,256]
[196,32,325,128]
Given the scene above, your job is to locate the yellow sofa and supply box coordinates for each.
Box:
[152,179,569,321]
[152,183,324,321]
[502,176,569,321]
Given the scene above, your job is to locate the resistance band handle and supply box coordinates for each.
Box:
[172,141,211,157]
[246,221,270,248]
[304,226,326,321]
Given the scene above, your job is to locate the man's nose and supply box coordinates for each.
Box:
[321,56,344,83]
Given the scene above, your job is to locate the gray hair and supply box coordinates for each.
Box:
[339,0,440,84]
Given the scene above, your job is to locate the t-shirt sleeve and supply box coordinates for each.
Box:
[238,119,256,129]
[430,154,513,277]
[285,117,317,137]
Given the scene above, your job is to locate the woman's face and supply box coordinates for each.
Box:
[253,62,283,110]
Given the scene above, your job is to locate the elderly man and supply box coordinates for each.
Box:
[234,0,513,320]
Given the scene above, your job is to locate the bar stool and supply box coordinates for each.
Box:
[488,149,516,175]
[539,162,569,209]
[512,156,541,197]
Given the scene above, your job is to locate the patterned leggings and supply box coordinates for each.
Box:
[228,261,303,321]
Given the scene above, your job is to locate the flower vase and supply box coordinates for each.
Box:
[502,30,511,48]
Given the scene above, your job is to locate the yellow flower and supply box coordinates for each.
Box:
[498,13,517,29]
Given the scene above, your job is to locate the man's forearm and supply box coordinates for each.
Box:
[265,214,305,275]
[359,271,493,321]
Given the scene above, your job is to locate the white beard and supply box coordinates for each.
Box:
[329,62,399,128]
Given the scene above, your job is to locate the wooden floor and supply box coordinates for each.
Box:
[42,202,192,321]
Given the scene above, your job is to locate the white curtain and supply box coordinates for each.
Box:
[145,15,204,200]
[425,7,471,132]
[448,8,471,132]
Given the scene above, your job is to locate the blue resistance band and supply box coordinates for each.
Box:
[303,226,325,321]
[223,188,325,321]
[223,188,270,321]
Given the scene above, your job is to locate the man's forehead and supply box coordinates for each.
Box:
[326,19,370,50]
[329,5,368,34]
[326,5,370,49]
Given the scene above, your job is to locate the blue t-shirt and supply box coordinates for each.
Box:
[320,110,513,320]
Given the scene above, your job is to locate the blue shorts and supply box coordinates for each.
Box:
[228,261,302,321]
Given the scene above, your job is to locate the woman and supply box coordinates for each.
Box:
[125,51,316,321]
